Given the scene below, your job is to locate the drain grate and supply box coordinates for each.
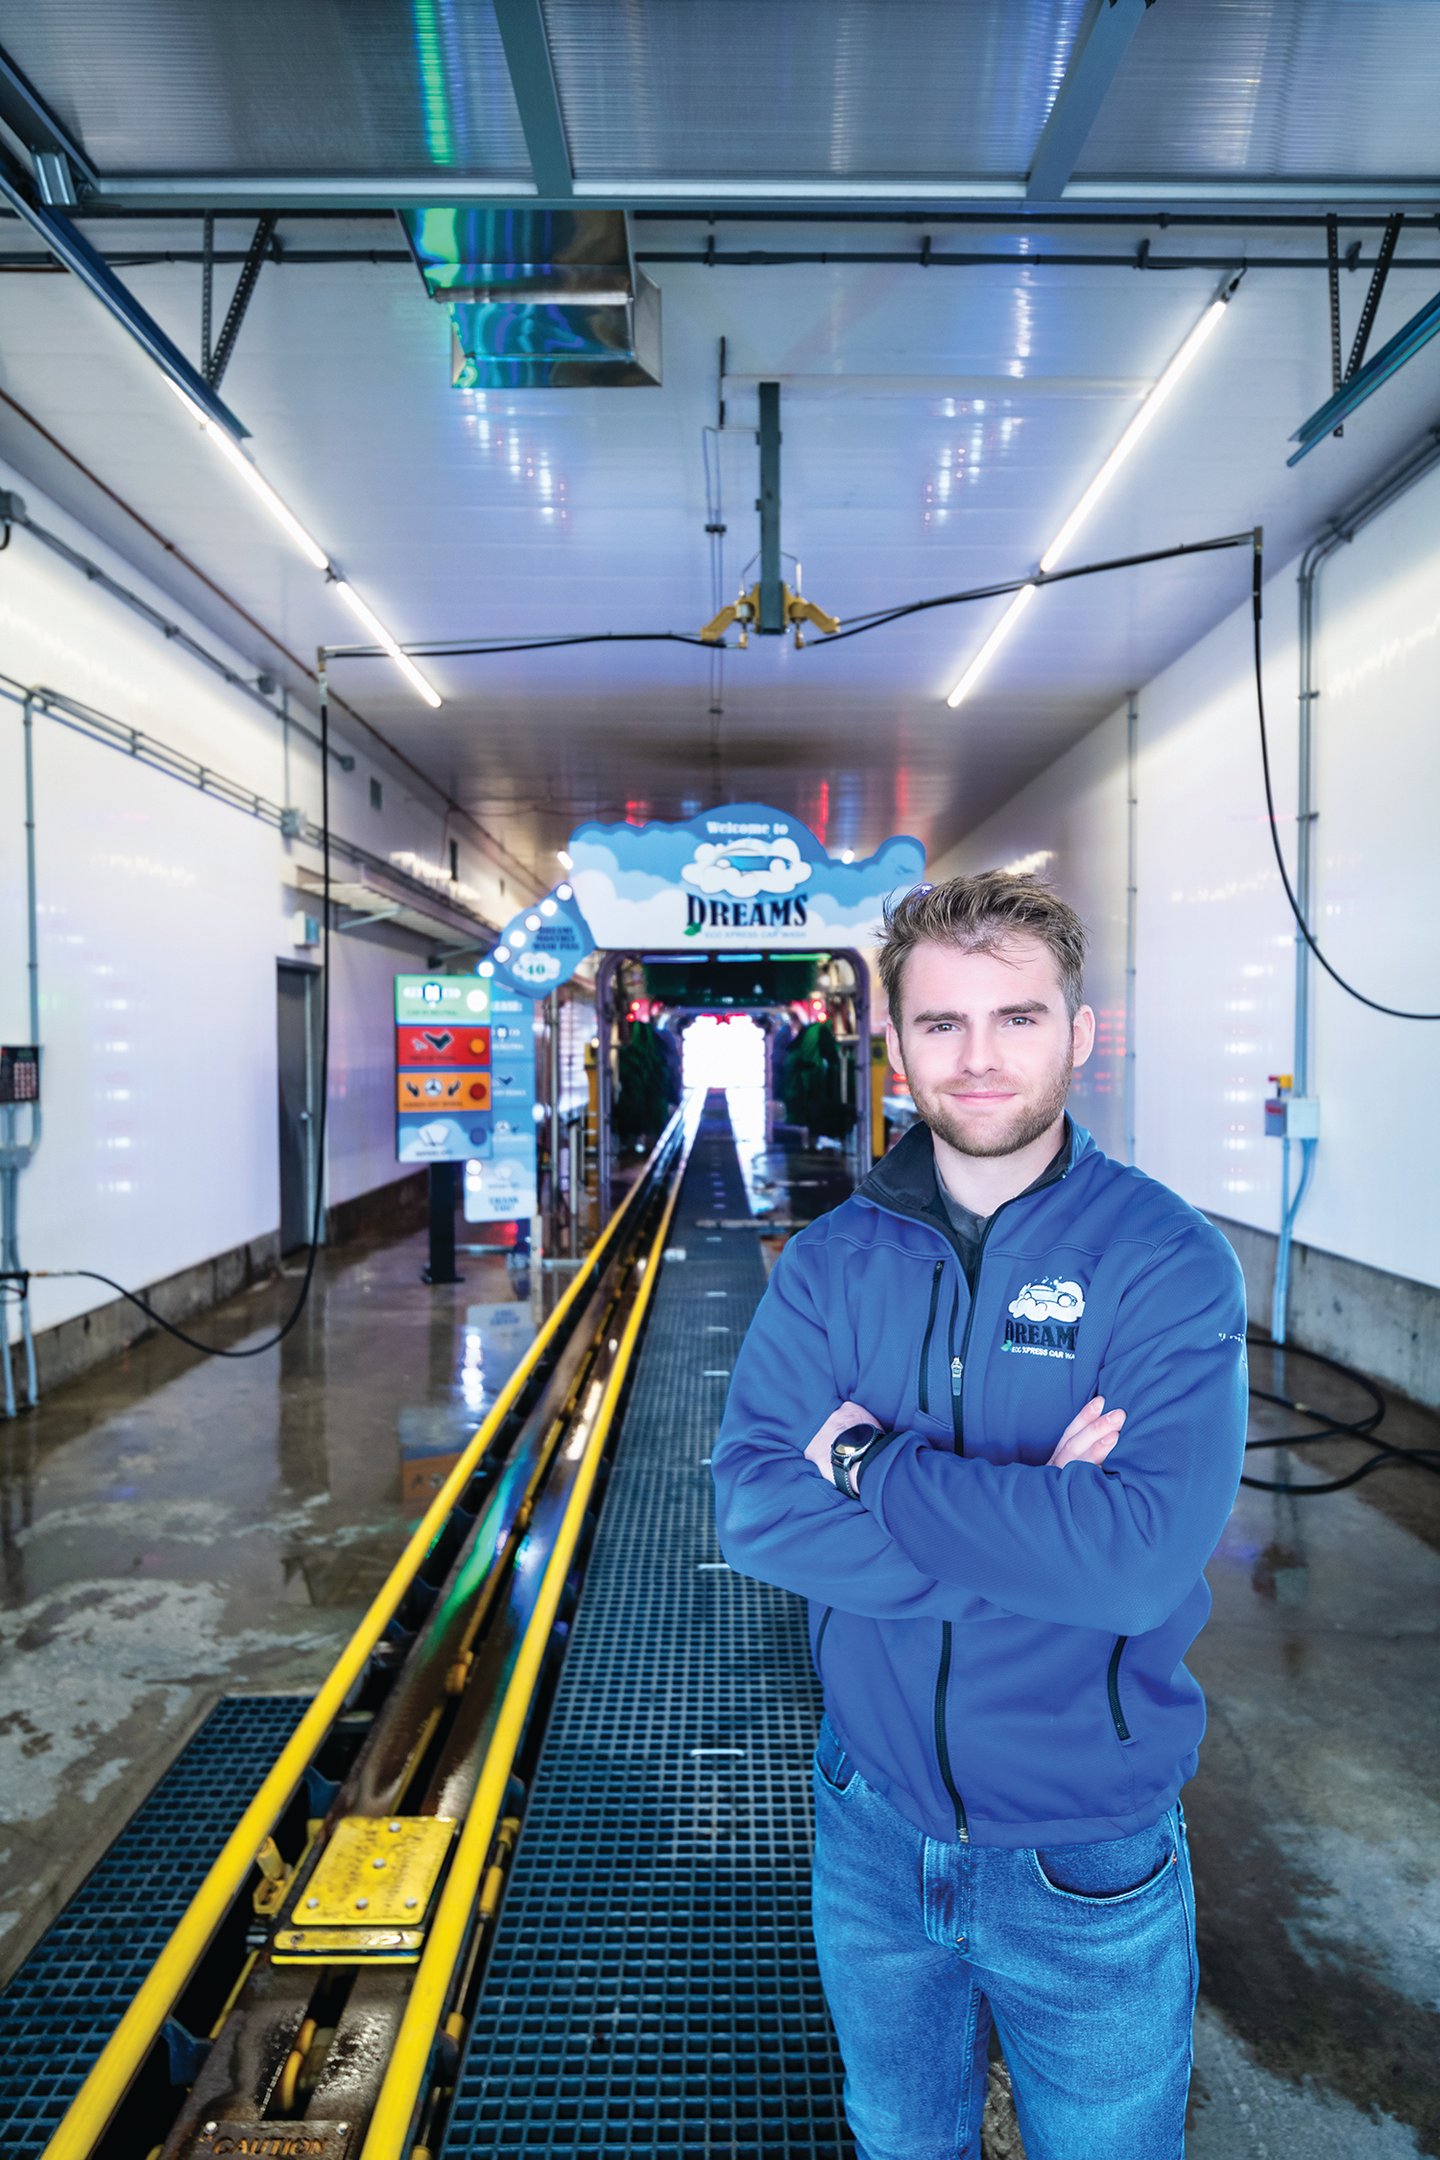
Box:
[442,1095,848,2158]
[0,1693,308,2160]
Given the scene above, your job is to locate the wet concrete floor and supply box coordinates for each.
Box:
[1,1132,1436,2156]
[0,1222,555,1981]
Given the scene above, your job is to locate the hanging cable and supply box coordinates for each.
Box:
[1250,537,1439,1021]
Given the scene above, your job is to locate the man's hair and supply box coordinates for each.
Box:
[878,871,1088,1024]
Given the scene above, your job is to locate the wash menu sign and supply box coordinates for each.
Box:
[394,975,495,1163]
[394,973,539,1213]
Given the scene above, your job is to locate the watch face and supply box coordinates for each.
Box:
[834,1423,879,1457]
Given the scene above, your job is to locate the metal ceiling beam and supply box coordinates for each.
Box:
[0,40,98,198]
[491,0,573,199]
[65,175,1440,213]
[1026,0,1150,201]
[0,139,248,436]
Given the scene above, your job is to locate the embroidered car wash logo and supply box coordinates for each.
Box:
[1002,1278,1086,1360]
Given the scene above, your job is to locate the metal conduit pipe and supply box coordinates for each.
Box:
[1271,427,1440,1345]
[0,385,541,893]
[1124,691,1139,1169]
[0,490,351,768]
[1,693,41,1416]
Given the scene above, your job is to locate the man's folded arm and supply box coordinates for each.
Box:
[711,1240,1017,1622]
[855,1227,1249,1635]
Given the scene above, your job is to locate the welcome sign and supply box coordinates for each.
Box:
[570,804,925,953]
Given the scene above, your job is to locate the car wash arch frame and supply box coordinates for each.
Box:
[593,946,873,1222]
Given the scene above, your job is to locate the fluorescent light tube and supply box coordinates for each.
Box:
[1039,299,1229,574]
[166,380,329,571]
[332,579,443,709]
[946,583,1036,710]
[944,289,1232,708]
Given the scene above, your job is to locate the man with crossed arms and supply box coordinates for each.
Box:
[712,871,1247,2160]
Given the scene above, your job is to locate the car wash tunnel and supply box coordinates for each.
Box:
[1,8,1439,2159]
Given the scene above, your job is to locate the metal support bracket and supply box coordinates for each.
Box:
[206,213,278,390]
[757,381,783,634]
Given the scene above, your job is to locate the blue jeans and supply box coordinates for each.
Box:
[811,1715,1198,2160]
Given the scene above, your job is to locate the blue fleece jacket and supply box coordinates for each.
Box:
[711,1118,1248,1846]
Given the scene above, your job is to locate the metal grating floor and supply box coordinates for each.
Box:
[0,1693,308,2160]
[442,1094,849,2159]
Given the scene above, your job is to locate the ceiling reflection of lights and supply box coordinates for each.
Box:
[946,289,1233,711]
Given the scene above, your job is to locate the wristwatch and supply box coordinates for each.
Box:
[831,1421,883,1499]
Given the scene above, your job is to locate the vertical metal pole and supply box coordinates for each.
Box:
[15,697,41,1405]
[2,1143,14,1416]
[1326,213,1344,438]
[568,1119,583,1256]
[24,698,41,1057]
[1,1157,15,1419]
[1124,691,1139,1167]
[424,1164,462,1286]
[315,663,330,1249]
[547,991,561,1250]
[596,955,616,1225]
[757,381,783,633]
[1294,559,1318,1100]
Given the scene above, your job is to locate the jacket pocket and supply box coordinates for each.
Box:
[813,1605,833,1684]
[1106,1635,1132,1743]
[813,1711,859,1796]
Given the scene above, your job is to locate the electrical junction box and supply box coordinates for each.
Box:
[1264,1093,1320,1139]
[0,1046,39,1104]
[291,910,322,949]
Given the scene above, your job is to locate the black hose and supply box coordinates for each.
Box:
[1241,1334,1440,1493]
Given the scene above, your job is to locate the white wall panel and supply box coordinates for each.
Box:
[1131,595,1297,1233]
[0,459,530,1347]
[325,923,427,1209]
[927,704,1131,1162]
[933,466,1438,1296]
[1299,466,1440,1284]
[8,721,277,1338]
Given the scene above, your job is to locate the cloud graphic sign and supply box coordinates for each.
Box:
[568,803,924,954]
[682,835,812,897]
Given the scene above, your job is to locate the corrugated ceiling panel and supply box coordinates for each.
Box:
[542,0,1088,180]
[1079,0,1440,180]
[0,0,530,175]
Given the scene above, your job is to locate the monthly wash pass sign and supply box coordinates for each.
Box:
[569,805,925,953]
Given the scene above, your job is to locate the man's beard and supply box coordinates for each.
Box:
[905,1046,1074,1160]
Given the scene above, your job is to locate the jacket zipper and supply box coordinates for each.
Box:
[875,1146,1074,1852]
[1106,1635,1131,1742]
[935,1281,974,1842]
[933,1213,1011,1846]
[917,1261,944,1415]
[815,1606,833,1680]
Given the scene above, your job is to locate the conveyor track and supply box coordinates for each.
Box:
[439,1094,847,2159]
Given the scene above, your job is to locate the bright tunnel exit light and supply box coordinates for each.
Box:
[946,288,1234,711]
[331,579,443,709]
[166,381,329,570]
